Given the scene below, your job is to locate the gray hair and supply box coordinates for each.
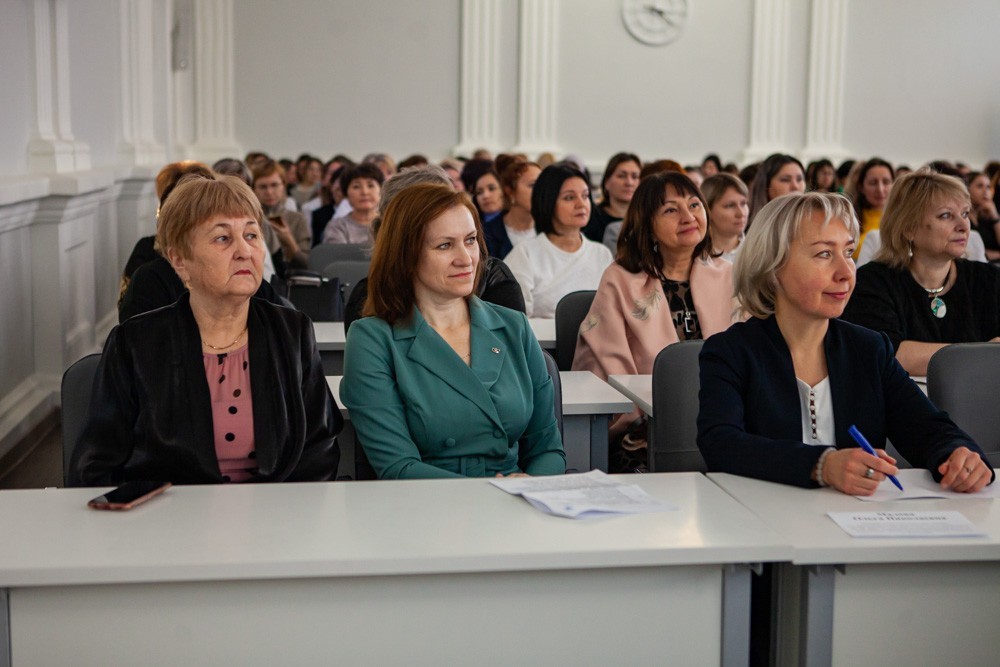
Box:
[733,191,859,319]
[372,164,454,239]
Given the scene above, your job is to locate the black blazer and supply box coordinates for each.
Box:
[697,315,991,488]
[71,293,342,486]
[483,213,514,260]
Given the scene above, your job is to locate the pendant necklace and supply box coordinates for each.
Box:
[923,266,950,319]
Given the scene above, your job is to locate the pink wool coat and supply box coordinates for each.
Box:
[571,258,739,435]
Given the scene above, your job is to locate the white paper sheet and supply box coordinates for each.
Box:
[854,468,1000,502]
[491,470,677,519]
[828,511,987,538]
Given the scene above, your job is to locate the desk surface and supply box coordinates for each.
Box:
[315,318,556,351]
[327,371,633,418]
[708,472,1000,565]
[0,474,789,588]
[608,374,653,415]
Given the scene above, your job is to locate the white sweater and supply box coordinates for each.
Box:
[503,233,614,318]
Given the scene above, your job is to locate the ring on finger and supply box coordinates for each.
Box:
[864,467,875,479]
[964,466,973,474]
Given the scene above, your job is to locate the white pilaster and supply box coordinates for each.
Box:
[118,0,167,167]
[454,0,502,156]
[742,0,792,163]
[512,0,560,156]
[189,0,241,163]
[801,0,849,163]
[27,0,91,173]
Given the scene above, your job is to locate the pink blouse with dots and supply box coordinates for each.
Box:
[203,345,256,483]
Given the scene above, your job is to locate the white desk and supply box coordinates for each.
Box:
[0,475,789,665]
[608,374,653,416]
[708,472,1000,666]
[315,319,557,374]
[327,371,633,474]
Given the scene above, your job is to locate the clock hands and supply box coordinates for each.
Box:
[643,4,679,27]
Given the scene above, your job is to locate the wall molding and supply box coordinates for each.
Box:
[742,0,792,163]
[27,0,91,173]
[801,0,849,162]
[188,0,241,163]
[455,0,502,156]
[512,0,560,156]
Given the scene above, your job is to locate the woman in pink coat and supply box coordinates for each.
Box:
[573,170,739,472]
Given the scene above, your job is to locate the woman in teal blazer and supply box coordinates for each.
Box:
[341,183,565,479]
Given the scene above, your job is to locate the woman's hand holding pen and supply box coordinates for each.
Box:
[938,447,991,493]
[821,448,898,496]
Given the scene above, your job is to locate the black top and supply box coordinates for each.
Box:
[841,259,1000,351]
[697,315,991,488]
[123,235,158,279]
[976,216,1000,251]
[344,257,526,333]
[311,204,336,248]
[71,292,342,486]
[119,256,283,324]
[583,205,622,243]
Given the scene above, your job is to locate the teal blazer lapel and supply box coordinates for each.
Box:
[395,301,505,430]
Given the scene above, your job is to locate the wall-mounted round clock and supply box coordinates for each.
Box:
[621,0,688,46]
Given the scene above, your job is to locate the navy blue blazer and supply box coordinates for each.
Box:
[697,316,991,488]
[483,213,513,260]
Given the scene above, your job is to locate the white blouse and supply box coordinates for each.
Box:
[796,376,835,446]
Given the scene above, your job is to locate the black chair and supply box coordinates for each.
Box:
[61,353,101,486]
[649,340,707,472]
[323,260,370,316]
[308,243,368,271]
[287,272,343,321]
[928,343,1000,462]
[554,290,596,371]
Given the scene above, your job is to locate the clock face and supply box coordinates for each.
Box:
[621,0,687,46]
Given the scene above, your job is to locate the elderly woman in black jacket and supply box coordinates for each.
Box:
[71,174,341,485]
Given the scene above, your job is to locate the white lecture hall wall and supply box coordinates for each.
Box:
[0,0,998,461]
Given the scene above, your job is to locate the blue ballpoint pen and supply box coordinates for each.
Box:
[848,424,904,491]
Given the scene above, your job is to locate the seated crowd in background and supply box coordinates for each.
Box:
[69,145,1000,487]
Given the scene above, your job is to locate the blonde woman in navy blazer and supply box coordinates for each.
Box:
[697,192,992,494]
[341,184,565,479]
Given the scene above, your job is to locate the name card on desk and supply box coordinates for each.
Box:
[828,511,987,538]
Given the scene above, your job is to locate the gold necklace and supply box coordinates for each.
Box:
[202,326,248,351]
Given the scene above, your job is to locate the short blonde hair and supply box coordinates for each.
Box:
[734,191,859,319]
[873,168,971,270]
[156,175,263,260]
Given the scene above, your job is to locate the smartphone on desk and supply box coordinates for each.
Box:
[87,481,172,511]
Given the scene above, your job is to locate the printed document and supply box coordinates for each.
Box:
[491,470,677,519]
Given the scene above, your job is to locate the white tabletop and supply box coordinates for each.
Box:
[708,472,1000,565]
[0,474,789,588]
[328,371,632,419]
[608,374,653,416]
[555,370,633,415]
[315,319,556,351]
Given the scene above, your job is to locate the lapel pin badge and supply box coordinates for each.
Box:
[491,347,500,354]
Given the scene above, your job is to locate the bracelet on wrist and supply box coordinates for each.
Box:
[815,447,834,487]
